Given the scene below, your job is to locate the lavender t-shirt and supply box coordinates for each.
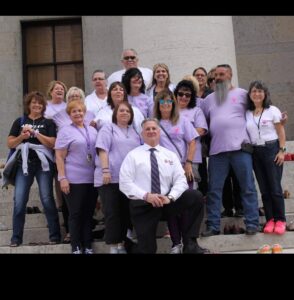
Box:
[159,117,198,164]
[180,107,208,163]
[201,88,250,155]
[45,101,66,119]
[128,93,154,118]
[55,124,97,183]
[94,123,142,187]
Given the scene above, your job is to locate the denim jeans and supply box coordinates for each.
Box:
[11,160,61,244]
[207,150,259,231]
[253,141,285,222]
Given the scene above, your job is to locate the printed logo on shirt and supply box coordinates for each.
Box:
[261,120,270,126]
[164,159,174,165]
[173,127,180,134]
[231,97,237,104]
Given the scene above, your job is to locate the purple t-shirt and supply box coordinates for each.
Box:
[55,124,97,184]
[52,109,96,130]
[180,107,208,163]
[94,123,142,187]
[128,93,154,118]
[44,101,66,119]
[201,88,251,155]
[159,117,198,164]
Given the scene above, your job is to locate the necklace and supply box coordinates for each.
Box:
[254,108,263,116]
[120,126,129,138]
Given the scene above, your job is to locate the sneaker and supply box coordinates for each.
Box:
[272,243,283,254]
[274,221,286,235]
[72,247,82,254]
[117,245,127,254]
[0,222,8,231]
[126,229,137,242]
[263,219,275,234]
[257,244,272,254]
[84,248,94,254]
[110,246,119,254]
[170,244,182,254]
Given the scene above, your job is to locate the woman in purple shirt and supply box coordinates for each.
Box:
[95,102,142,253]
[55,101,98,254]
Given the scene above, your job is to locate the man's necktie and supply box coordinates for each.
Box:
[149,148,161,194]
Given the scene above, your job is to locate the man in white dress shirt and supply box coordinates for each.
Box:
[119,118,209,254]
[107,49,153,90]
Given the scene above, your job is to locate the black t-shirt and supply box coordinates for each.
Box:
[9,115,56,161]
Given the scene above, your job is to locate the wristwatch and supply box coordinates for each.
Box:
[279,147,286,152]
[167,195,175,202]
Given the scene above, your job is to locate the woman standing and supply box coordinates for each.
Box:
[95,102,142,253]
[7,91,60,247]
[55,101,98,253]
[246,80,286,234]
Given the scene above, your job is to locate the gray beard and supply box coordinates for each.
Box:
[215,80,230,105]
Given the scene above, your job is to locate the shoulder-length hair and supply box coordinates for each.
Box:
[24,91,47,115]
[107,82,128,109]
[174,80,197,109]
[112,101,134,125]
[153,89,179,125]
[122,68,145,94]
[147,63,171,90]
[247,80,271,111]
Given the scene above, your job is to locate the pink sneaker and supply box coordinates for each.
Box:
[274,221,286,235]
[263,219,275,234]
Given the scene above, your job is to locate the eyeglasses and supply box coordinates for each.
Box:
[177,92,192,98]
[123,56,136,61]
[159,99,173,105]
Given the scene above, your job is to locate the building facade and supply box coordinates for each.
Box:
[0,15,293,157]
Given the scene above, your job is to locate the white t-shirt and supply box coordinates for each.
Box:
[246,105,282,144]
[107,67,153,89]
[84,91,108,121]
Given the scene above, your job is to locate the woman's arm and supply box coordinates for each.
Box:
[98,149,111,185]
[274,122,286,166]
[184,139,196,181]
[55,149,70,194]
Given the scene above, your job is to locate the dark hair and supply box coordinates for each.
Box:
[122,68,146,94]
[174,80,196,109]
[23,91,47,115]
[107,82,128,109]
[192,67,207,76]
[112,101,134,125]
[247,80,271,111]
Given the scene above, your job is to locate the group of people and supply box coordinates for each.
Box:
[3,48,288,254]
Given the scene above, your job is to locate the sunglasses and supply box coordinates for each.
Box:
[159,99,173,105]
[123,56,136,61]
[177,92,192,98]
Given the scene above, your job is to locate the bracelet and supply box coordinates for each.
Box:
[102,167,109,170]
[34,129,40,138]
[186,159,193,164]
[58,176,67,181]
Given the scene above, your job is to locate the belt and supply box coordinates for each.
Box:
[254,139,278,147]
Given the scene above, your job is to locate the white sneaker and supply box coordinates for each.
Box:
[0,223,8,231]
[170,244,182,254]
[126,229,137,243]
[117,245,127,254]
[110,246,119,254]
[72,247,82,254]
[84,248,94,254]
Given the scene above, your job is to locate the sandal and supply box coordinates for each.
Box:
[63,233,71,244]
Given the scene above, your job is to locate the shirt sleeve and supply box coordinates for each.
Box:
[8,117,22,137]
[119,151,147,200]
[55,127,71,150]
[45,119,57,137]
[95,123,113,152]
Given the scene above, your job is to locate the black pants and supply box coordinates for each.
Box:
[129,189,204,253]
[63,184,97,251]
[198,158,208,196]
[222,167,242,211]
[98,183,130,244]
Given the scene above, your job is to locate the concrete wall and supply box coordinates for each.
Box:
[122,16,238,86]
[233,16,294,140]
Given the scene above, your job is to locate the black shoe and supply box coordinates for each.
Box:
[223,224,231,235]
[33,206,42,214]
[245,227,258,235]
[26,207,33,214]
[201,229,220,237]
[221,209,233,218]
[183,241,210,254]
[234,209,244,218]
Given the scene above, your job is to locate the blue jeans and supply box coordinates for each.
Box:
[253,141,285,222]
[207,150,259,231]
[11,160,61,244]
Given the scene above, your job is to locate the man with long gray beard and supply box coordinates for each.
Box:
[200,64,259,237]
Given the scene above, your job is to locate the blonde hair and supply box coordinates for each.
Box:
[46,80,68,99]
[66,86,85,103]
[182,75,199,94]
[148,63,171,90]
[66,100,86,115]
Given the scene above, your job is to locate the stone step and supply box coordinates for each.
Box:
[0,227,66,246]
[198,231,294,252]
[0,212,64,230]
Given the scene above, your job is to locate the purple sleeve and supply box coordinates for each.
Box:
[183,118,198,142]
[194,107,208,130]
[95,123,113,152]
[55,126,71,150]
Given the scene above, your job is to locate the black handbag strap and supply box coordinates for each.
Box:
[159,124,183,159]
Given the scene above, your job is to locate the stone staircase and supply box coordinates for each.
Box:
[1,141,294,254]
